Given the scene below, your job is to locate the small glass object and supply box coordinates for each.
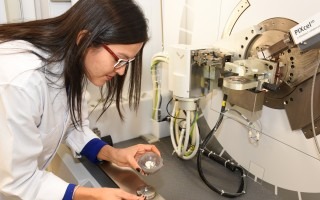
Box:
[136,185,156,200]
[138,152,163,174]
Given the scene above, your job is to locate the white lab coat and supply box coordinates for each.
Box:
[0,40,99,199]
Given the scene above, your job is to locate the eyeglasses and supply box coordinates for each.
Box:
[102,44,135,69]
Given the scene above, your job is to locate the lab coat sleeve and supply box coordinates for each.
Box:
[0,81,69,199]
[64,94,105,160]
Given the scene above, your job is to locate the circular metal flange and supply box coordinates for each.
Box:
[244,17,320,109]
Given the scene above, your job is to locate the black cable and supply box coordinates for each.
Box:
[165,97,186,120]
[196,94,247,198]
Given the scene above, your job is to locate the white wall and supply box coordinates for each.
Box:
[135,0,163,92]
[47,1,71,18]
[0,0,71,23]
[0,0,7,23]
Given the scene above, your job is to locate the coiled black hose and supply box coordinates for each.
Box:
[196,94,247,198]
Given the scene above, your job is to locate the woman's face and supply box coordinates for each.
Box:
[84,43,143,86]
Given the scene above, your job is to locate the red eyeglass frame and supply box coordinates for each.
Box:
[102,44,135,69]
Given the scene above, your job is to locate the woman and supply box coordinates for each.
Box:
[0,0,160,199]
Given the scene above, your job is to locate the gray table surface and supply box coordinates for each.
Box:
[103,136,282,200]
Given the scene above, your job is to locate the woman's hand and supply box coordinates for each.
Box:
[74,187,145,200]
[97,144,161,172]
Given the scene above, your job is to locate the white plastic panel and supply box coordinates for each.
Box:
[3,0,22,22]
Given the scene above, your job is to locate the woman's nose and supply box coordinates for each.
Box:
[114,66,126,76]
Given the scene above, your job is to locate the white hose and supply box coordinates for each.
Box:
[181,110,190,155]
[170,101,179,154]
[150,53,169,121]
[182,122,200,160]
[170,99,200,160]
[178,129,185,156]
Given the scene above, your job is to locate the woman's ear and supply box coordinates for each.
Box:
[76,30,89,45]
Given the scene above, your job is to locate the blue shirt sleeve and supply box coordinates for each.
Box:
[80,138,107,163]
[62,184,76,200]
[62,139,106,199]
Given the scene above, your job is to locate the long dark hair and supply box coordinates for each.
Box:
[0,0,149,127]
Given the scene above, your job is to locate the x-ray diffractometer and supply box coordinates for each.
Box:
[158,0,320,199]
[152,0,320,199]
[161,1,320,199]
[2,0,319,199]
